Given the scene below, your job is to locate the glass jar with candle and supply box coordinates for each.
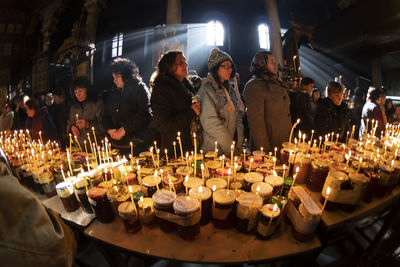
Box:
[88,186,114,223]
[251,182,273,204]
[189,186,212,225]
[184,177,204,191]
[212,189,236,229]
[118,201,141,233]
[56,181,80,212]
[205,178,227,191]
[89,171,104,187]
[32,172,45,194]
[205,160,220,177]
[257,204,281,240]
[293,153,312,184]
[376,163,394,197]
[75,178,94,214]
[142,175,162,197]
[236,192,263,233]
[320,171,350,211]
[280,142,297,165]
[234,172,246,185]
[152,189,177,232]
[173,196,201,240]
[264,175,284,195]
[138,197,156,225]
[243,172,264,192]
[107,185,129,216]
[362,171,380,203]
[176,166,194,177]
[162,175,184,193]
[39,172,57,197]
[306,158,330,192]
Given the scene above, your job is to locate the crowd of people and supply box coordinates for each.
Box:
[2,48,400,156]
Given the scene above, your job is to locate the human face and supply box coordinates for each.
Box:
[313,91,320,101]
[396,106,400,115]
[74,87,87,103]
[377,95,386,105]
[217,60,233,83]
[112,73,124,89]
[329,91,343,106]
[53,95,64,105]
[173,54,188,82]
[26,106,35,118]
[305,83,314,95]
[266,55,277,75]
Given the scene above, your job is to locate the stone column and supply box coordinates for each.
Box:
[265,0,284,67]
[166,0,181,24]
[371,57,382,88]
[84,0,105,43]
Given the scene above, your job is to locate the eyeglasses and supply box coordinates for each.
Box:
[220,64,233,69]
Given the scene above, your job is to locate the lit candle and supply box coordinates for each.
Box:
[243,148,246,163]
[154,170,160,191]
[230,144,234,168]
[92,127,98,150]
[248,158,254,173]
[198,186,203,213]
[165,149,169,164]
[273,156,276,170]
[282,164,286,178]
[227,168,231,190]
[137,165,142,186]
[234,162,238,182]
[321,187,331,213]
[84,140,88,155]
[212,185,217,207]
[130,142,133,162]
[193,133,197,177]
[185,151,189,170]
[185,175,189,196]
[87,133,93,153]
[289,119,300,144]
[74,136,82,152]
[38,131,44,145]
[129,186,135,207]
[66,148,73,174]
[357,157,363,173]
[76,114,79,122]
[177,132,183,160]
[86,156,90,172]
[157,148,160,168]
[173,141,177,159]
[201,163,205,183]
[266,204,278,234]
[336,133,339,143]
[150,147,155,168]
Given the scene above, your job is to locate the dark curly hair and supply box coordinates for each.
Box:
[109,57,142,83]
[367,86,385,103]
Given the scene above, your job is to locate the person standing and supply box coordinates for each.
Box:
[359,87,386,138]
[104,57,155,155]
[292,77,315,137]
[314,81,351,142]
[151,51,200,155]
[49,88,69,149]
[198,48,244,156]
[244,51,291,152]
[0,103,14,132]
[67,77,104,148]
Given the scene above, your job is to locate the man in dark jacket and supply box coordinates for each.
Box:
[292,77,315,137]
[49,88,69,149]
[314,81,351,142]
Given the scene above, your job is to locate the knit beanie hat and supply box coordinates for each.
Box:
[208,48,233,71]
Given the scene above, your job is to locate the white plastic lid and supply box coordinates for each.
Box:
[206,178,227,190]
[189,186,212,200]
[251,182,273,196]
[238,192,263,208]
[173,196,199,214]
[142,175,162,187]
[244,172,264,183]
[152,189,176,206]
[213,189,235,205]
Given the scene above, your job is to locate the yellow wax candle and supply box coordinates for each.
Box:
[185,175,189,196]
[92,127,98,149]
[165,149,169,164]
[130,142,133,162]
[321,187,331,212]
[177,132,183,160]
[84,140,88,155]
[289,119,300,144]
[248,158,254,173]
[173,141,177,159]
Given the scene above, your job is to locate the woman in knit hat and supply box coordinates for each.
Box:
[244,51,291,152]
[198,48,244,156]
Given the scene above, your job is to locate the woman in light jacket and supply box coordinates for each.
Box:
[198,48,244,156]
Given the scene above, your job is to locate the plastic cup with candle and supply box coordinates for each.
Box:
[321,186,331,213]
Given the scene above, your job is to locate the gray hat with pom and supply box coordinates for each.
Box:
[208,48,233,71]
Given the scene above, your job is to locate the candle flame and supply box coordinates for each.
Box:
[129,185,132,193]
[273,170,277,176]
[273,204,278,212]
[256,186,260,193]
[327,186,331,196]
[212,185,216,192]
[201,164,204,170]
[199,186,203,194]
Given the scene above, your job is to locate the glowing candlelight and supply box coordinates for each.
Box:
[165,149,169,164]
[92,127,98,150]
[185,175,189,196]
[289,119,300,144]
[248,158,254,173]
[130,142,133,163]
[321,187,331,213]
[201,163,205,183]
[177,132,183,160]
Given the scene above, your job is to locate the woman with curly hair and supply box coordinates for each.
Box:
[104,57,155,155]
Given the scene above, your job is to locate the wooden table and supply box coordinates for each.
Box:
[84,217,321,264]
[309,187,400,231]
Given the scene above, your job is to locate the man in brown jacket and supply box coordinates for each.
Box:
[244,51,292,152]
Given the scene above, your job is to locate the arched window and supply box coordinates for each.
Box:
[258,24,270,50]
[207,20,224,46]
[112,32,123,58]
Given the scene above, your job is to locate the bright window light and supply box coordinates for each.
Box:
[112,32,123,58]
[258,24,270,50]
[207,20,224,46]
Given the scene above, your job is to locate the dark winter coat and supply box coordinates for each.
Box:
[26,106,58,143]
[103,79,155,152]
[151,75,196,155]
[314,98,351,142]
[49,101,69,149]
[293,92,315,136]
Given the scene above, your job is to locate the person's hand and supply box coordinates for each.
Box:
[76,119,89,129]
[71,126,80,137]
[191,102,201,116]
[108,129,117,139]
[113,127,126,140]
